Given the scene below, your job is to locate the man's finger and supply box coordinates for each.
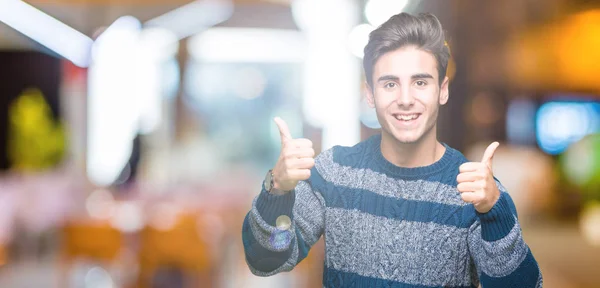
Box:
[287,158,315,169]
[460,191,480,204]
[284,148,315,159]
[289,138,313,148]
[481,141,499,167]
[457,182,481,193]
[456,172,483,183]
[459,162,485,173]
[287,169,311,180]
[274,117,293,143]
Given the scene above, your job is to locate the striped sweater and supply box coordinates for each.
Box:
[242,134,542,287]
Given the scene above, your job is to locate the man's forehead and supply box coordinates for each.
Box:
[374,47,438,79]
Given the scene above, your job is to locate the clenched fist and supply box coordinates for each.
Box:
[272,117,316,192]
[457,142,501,214]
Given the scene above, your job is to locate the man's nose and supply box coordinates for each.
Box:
[396,89,415,107]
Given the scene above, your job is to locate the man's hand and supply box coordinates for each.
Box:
[272,117,315,192]
[456,142,501,213]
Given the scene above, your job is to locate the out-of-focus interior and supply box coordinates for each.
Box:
[0,0,599,287]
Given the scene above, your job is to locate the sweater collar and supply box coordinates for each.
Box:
[370,134,456,179]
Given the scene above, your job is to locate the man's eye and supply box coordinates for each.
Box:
[415,80,427,86]
[385,82,397,88]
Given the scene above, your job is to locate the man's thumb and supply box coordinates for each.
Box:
[481,141,499,167]
[274,117,292,143]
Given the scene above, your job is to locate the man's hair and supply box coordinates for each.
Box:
[363,12,450,88]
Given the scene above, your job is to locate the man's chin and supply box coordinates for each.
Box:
[392,133,421,145]
[381,127,422,145]
[396,138,419,145]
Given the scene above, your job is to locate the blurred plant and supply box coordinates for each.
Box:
[7,88,66,171]
[560,133,600,201]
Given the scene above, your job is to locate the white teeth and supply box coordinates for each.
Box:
[395,114,419,121]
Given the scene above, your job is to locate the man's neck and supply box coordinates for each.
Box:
[380,130,446,168]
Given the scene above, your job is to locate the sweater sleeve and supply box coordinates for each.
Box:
[467,179,543,288]
[241,152,328,276]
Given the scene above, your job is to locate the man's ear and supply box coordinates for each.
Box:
[365,82,375,108]
[439,76,449,105]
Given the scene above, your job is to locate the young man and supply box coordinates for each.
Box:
[242,12,542,287]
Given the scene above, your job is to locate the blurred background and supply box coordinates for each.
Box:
[0,0,599,287]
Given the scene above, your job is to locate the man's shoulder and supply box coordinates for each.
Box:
[311,136,376,185]
[443,143,470,165]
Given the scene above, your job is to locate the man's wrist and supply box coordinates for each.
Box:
[266,169,292,194]
[476,192,516,241]
[269,186,290,195]
[257,185,295,227]
[477,190,501,214]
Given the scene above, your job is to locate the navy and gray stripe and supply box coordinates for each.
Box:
[325,208,472,287]
[318,148,466,207]
[469,218,529,277]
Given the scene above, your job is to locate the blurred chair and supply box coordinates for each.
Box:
[61,220,123,261]
[137,212,214,288]
[59,220,124,287]
[0,243,6,267]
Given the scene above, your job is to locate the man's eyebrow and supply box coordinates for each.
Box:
[377,75,399,82]
[411,73,434,79]
[377,74,434,82]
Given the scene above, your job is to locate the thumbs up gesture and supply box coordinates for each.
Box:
[457,142,501,213]
[271,117,316,192]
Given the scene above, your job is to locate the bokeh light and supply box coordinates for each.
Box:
[348,24,374,58]
[84,266,115,288]
[561,134,600,196]
[365,0,410,27]
[109,202,144,233]
[85,189,116,220]
[148,203,180,231]
[580,201,600,247]
[232,67,268,100]
[536,101,600,155]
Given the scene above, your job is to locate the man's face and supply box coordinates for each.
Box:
[366,45,449,144]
